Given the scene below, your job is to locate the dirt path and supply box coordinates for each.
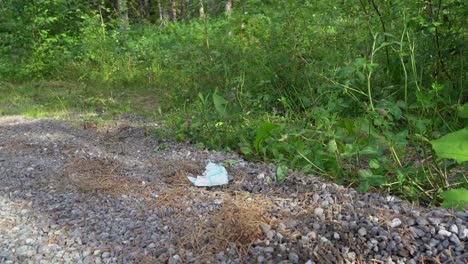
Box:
[0,115,466,264]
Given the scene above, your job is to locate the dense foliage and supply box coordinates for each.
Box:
[0,0,466,207]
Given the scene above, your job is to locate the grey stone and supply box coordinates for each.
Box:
[288,252,299,264]
[307,231,317,240]
[168,255,181,264]
[213,199,223,205]
[429,238,440,247]
[438,230,452,237]
[279,244,286,253]
[313,207,324,216]
[416,217,428,226]
[449,224,459,234]
[265,230,275,240]
[333,232,340,240]
[259,223,271,236]
[459,225,468,239]
[410,227,425,238]
[346,252,356,261]
[428,217,441,226]
[216,252,226,262]
[263,247,274,253]
[388,240,396,251]
[276,232,284,240]
[358,227,367,237]
[449,235,461,245]
[387,218,402,228]
[15,245,34,257]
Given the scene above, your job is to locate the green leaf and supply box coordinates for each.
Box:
[276,164,288,181]
[358,169,373,178]
[369,159,380,169]
[359,146,381,156]
[459,104,468,118]
[239,145,253,160]
[254,122,279,152]
[366,63,379,72]
[198,92,204,101]
[354,57,367,68]
[327,139,338,153]
[358,181,370,192]
[337,66,355,77]
[358,169,386,192]
[213,92,228,117]
[430,128,468,163]
[396,170,406,183]
[240,146,252,155]
[441,188,468,211]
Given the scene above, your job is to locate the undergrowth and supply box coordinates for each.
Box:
[0,1,466,207]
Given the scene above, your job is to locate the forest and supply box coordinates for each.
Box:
[0,0,466,208]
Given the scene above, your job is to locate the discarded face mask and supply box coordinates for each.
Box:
[187,162,229,187]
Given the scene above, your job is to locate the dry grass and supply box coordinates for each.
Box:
[178,193,273,262]
[4,138,40,152]
[62,158,150,197]
[151,158,203,185]
[151,186,190,209]
[213,196,271,248]
[150,160,202,209]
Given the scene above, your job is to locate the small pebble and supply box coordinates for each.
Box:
[288,252,299,264]
[358,227,367,237]
[314,207,324,216]
[387,218,402,228]
[438,230,452,237]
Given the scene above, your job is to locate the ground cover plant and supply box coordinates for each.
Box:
[0,0,466,208]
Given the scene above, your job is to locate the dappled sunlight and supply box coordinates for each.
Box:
[0,0,466,262]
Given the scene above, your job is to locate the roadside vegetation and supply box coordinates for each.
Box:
[0,0,466,208]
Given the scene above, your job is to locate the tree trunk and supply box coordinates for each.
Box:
[137,0,150,18]
[180,1,186,20]
[199,0,205,18]
[225,0,233,16]
[168,1,177,21]
[117,0,129,30]
[140,0,151,18]
[158,0,164,21]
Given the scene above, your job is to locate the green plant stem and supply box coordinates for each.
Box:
[389,145,402,168]
[398,18,408,113]
[367,34,377,111]
[407,32,421,92]
[297,150,325,175]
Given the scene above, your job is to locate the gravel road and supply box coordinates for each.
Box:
[0,115,466,264]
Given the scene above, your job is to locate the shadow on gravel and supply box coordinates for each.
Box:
[0,116,467,264]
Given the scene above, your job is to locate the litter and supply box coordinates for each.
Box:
[187,162,229,187]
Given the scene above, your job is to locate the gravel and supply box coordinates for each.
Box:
[0,115,467,263]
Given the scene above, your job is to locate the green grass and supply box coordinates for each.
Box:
[0,81,161,119]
